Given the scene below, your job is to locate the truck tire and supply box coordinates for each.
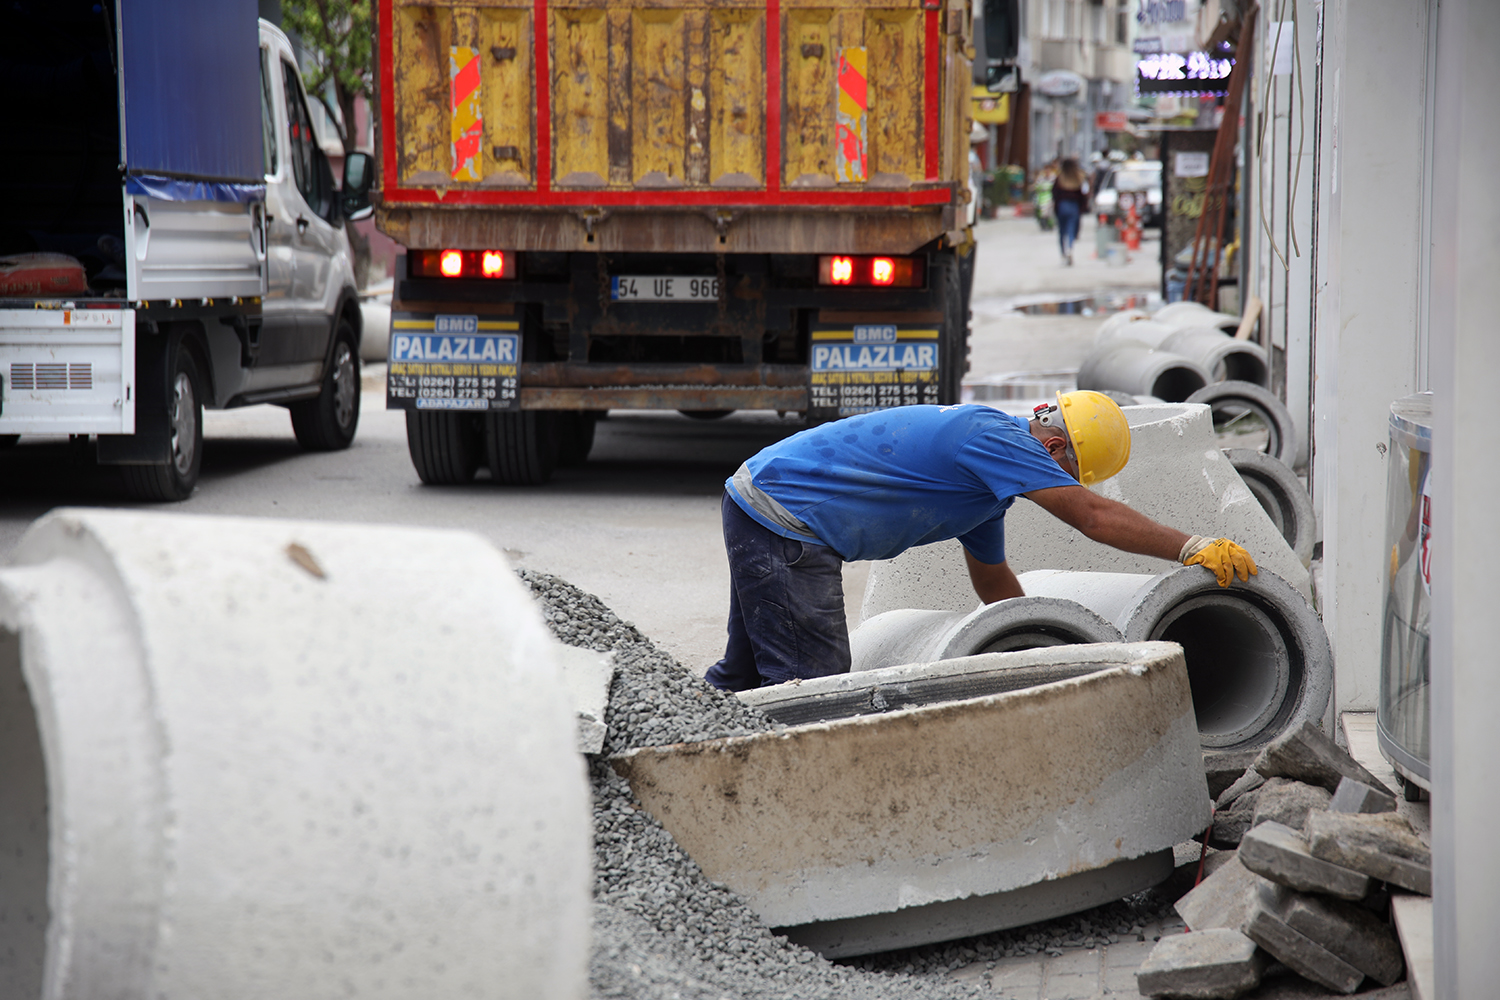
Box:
[122,348,203,502]
[556,411,597,467]
[938,251,968,404]
[290,317,361,451]
[485,411,557,485]
[405,411,481,484]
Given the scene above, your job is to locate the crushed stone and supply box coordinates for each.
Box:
[518,569,1180,999]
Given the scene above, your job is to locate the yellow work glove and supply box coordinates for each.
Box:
[1180,536,1258,588]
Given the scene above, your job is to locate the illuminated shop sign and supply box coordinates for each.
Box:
[1136,51,1234,95]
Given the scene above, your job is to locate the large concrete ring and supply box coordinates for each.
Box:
[0,509,591,1000]
[1077,344,1212,402]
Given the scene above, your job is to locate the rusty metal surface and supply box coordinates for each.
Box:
[520,386,807,409]
[376,205,948,254]
[519,362,804,387]
[385,0,966,195]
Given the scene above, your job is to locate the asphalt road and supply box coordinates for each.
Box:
[0,213,1162,672]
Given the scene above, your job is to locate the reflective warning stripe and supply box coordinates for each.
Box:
[835,47,868,184]
[450,46,483,181]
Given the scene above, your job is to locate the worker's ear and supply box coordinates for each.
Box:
[1042,434,1069,459]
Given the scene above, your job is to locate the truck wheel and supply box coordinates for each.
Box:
[290,318,361,451]
[122,349,203,502]
[485,411,557,485]
[405,411,481,485]
[556,411,597,467]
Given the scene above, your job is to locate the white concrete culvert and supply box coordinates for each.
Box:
[517,572,1186,997]
[1223,448,1317,567]
[1016,567,1333,753]
[1159,327,1269,386]
[0,510,592,1000]
[1185,379,1302,467]
[1093,317,1178,351]
[1152,301,1241,334]
[611,642,1208,959]
[847,597,1123,673]
[1076,343,1211,402]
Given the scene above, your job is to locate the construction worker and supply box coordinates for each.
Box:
[706,392,1257,691]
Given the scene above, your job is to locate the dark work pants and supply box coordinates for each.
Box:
[705,492,852,691]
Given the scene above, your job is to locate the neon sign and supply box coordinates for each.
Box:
[1136,52,1234,95]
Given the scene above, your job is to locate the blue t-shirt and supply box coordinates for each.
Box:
[726,404,1080,563]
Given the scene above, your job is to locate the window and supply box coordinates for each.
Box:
[281,60,325,214]
[259,48,278,176]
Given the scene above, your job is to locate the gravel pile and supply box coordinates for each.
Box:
[518,570,1179,999]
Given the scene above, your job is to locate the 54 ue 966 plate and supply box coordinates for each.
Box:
[610,276,720,302]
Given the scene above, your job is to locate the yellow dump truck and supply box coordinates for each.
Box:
[374,0,977,483]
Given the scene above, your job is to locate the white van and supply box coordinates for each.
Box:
[0,3,375,501]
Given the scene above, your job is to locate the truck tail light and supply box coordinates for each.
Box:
[410,249,516,279]
[817,254,924,288]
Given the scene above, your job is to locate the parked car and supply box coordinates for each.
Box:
[1094,160,1164,229]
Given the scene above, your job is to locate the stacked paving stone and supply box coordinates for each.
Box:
[1138,723,1427,998]
[517,570,1183,999]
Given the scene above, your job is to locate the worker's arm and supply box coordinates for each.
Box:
[963,549,1025,604]
[1023,484,1189,561]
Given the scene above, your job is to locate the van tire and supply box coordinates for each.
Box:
[405,410,481,484]
[291,318,361,450]
[485,411,557,485]
[122,348,203,502]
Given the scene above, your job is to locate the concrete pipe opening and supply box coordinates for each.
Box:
[1148,365,1210,402]
[1149,594,1290,748]
[850,598,1124,674]
[0,628,46,999]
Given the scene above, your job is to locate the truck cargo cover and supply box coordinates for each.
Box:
[119,0,264,195]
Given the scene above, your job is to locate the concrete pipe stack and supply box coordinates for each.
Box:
[0,510,592,1000]
[1077,304,1268,404]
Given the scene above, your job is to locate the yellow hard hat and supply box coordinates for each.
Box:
[1049,390,1132,485]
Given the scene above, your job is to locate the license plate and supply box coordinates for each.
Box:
[610,275,720,302]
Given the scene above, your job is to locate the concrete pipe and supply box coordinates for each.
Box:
[1224,449,1317,567]
[1160,328,1269,386]
[616,642,1209,957]
[1154,301,1240,334]
[1095,308,1151,343]
[848,598,1124,673]
[1185,379,1301,467]
[1092,318,1178,351]
[0,510,591,1000]
[1076,344,1211,402]
[1017,567,1333,752]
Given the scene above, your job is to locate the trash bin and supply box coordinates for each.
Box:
[1378,391,1432,794]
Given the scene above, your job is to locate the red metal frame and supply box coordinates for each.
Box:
[376,0,950,208]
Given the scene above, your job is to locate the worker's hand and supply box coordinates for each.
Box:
[1180,536,1258,588]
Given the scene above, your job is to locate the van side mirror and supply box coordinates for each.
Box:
[342,152,374,222]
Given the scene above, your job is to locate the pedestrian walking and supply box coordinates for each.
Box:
[706,393,1258,691]
[1033,161,1056,231]
[1053,157,1089,265]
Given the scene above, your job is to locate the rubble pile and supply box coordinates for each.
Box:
[1140,723,1426,998]
[517,570,1180,999]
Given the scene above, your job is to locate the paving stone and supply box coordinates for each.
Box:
[1135,929,1264,998]
[1176,854,1273,933]
[1239,822,1372,900]
[1245,885,1365,994]
[1251,778,1333,833]
[1305,811,1432,896]
[1328,777,1398,815]
[1211,788,1261,848]
[1215,767,1268,809]
[1207,750,1262,800]
[1280,891,1404,986]
[1253,722,1394,797]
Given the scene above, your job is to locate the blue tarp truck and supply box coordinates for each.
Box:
[0,0,368,499]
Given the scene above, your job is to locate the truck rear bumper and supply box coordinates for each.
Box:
[514,362,806,410]
[0,307,135,434]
